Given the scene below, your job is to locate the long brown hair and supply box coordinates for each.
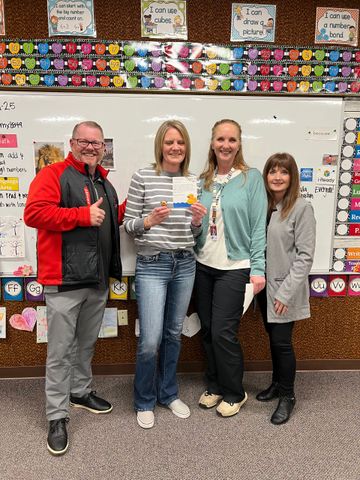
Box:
[263,152,300,219]
[200,119,249,190]
[153,120,191,176]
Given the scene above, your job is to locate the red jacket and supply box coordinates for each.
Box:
[24,153,125,285]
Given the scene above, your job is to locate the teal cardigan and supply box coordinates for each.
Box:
[195,168,267,276]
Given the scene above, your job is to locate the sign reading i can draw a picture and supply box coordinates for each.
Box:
[231,3,276,42]
[141,0,187,39]
[315,7,359,46]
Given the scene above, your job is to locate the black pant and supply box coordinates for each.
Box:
[257,288,296,396]
[194,262,249,403]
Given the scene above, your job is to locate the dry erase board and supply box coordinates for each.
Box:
[0,92,344,275]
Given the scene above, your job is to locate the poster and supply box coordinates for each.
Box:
[231,3,276,42]
[0,0,5,36]
[0,216,25,258]
[315,7,359,46]
[47,0,97,37]
[141,0,187,39]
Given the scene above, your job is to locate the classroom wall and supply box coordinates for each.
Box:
[1,0,359,376]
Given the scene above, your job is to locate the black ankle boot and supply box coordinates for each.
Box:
[256,383,279,402]
[270,396,296,425]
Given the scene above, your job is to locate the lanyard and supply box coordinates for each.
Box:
[209,167,235,240]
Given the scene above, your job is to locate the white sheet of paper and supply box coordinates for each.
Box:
[0,307,6,339]
[243,283,254,315]
[172,177,197,208]
[36,306,48,343]
[182,312,201,337]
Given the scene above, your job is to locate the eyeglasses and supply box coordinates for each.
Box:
[72,138,105,149]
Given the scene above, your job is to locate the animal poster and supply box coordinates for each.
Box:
[231,3,276,42]
[33,141,65,173]
[47,0,97,37]
[315,7,359,46]
[101,138,115,170]
[141,0,187,39]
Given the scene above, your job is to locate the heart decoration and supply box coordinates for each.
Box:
[24,57,36,70]
[286,81,297,92]
[0,42,6,54]
[141,76,151,88]
[194,78,205,89]
[124,44,135,56]
[39,58,51,70]
[337,82,348,93]
[301,65,312,76]
[14,74,26,86]
[299,81,310,92]
[312,81,323,93]
[247,80,258,91]
[57,74,69,86]
[113,76,124,88]
[109,59,120,71]
[314,65,324,77]
[65,42,77,54]
[154,76,165,88]
[248,48,259,60]
[38,43,49,55]
[260,80,271,91]
[29,74,41,85]
[9,42,20,54]
[95,43,106,55]
[1,73,12,85]
[23,42,34,54]
[355,52,360,62]
[182,313,201,337]
[350,82,360,93]
[260,49,271,60]
[86,75,97,87]
[95,59,107,71]
[221,79,231,91]
[301,49,312,61]
[71,74,82,86]
[51,42,63,54]
[273,64,283,76]
[205,63,217,75]
[341,67,352,78]
[127,76,138,88]
[0,57,8,68]
[99,75,111,87]
[273,80,283,92]
[273,49,284,61]
[288,65,299,77]
[44,74,55,86]
[53,58,65,70]
[82,59,93,70]
[108,43,120,55]
[208,78,219,90]
[260,64,270,76]
[10,57,22,69]
[289,49,299,60]
[314,50,325,61]
[10,308,37,332]
[124,59,136,72]
[67,58,79,70]
[81,43,92,55]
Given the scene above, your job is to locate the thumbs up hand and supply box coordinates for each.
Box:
[90,197,105,226]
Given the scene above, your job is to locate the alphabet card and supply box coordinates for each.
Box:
[2,277,23,301]
[231,4,276,42]
[141,0,188,39]
[315,7,359,46]
[109,277,128,300]
[328,274,347,296]
[24,277,44,301]
[348,276,360,296]
[309,275,328,297]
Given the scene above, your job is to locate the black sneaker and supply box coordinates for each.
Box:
[69,391,113,414]
[47,418,69,456]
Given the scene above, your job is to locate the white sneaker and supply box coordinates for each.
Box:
[136,410,154,429]
[168,399,190,419]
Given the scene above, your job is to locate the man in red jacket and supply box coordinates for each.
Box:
[25,121,125,456]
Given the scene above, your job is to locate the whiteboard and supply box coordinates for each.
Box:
[0,92,343,275]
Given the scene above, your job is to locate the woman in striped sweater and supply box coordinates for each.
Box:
[124,120,206,429]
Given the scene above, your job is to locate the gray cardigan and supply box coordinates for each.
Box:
[266,197,316,323]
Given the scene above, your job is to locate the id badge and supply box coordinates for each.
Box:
[210,224,217,241]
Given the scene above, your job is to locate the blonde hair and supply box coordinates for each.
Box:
[153,120,191,175]
[200,119,248,190]
[263,152,300,219]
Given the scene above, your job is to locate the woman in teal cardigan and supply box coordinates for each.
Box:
[194,119,267,417]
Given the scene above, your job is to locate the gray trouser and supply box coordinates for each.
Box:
[45,287,108,421]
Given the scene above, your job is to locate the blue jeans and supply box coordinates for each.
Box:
[134,250,195,411]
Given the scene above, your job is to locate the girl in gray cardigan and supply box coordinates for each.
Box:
[257,153,316,425]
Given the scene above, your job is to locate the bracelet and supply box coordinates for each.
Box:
[144,216,151,230]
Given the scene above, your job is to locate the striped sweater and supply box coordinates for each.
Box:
[124,166,201,255]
